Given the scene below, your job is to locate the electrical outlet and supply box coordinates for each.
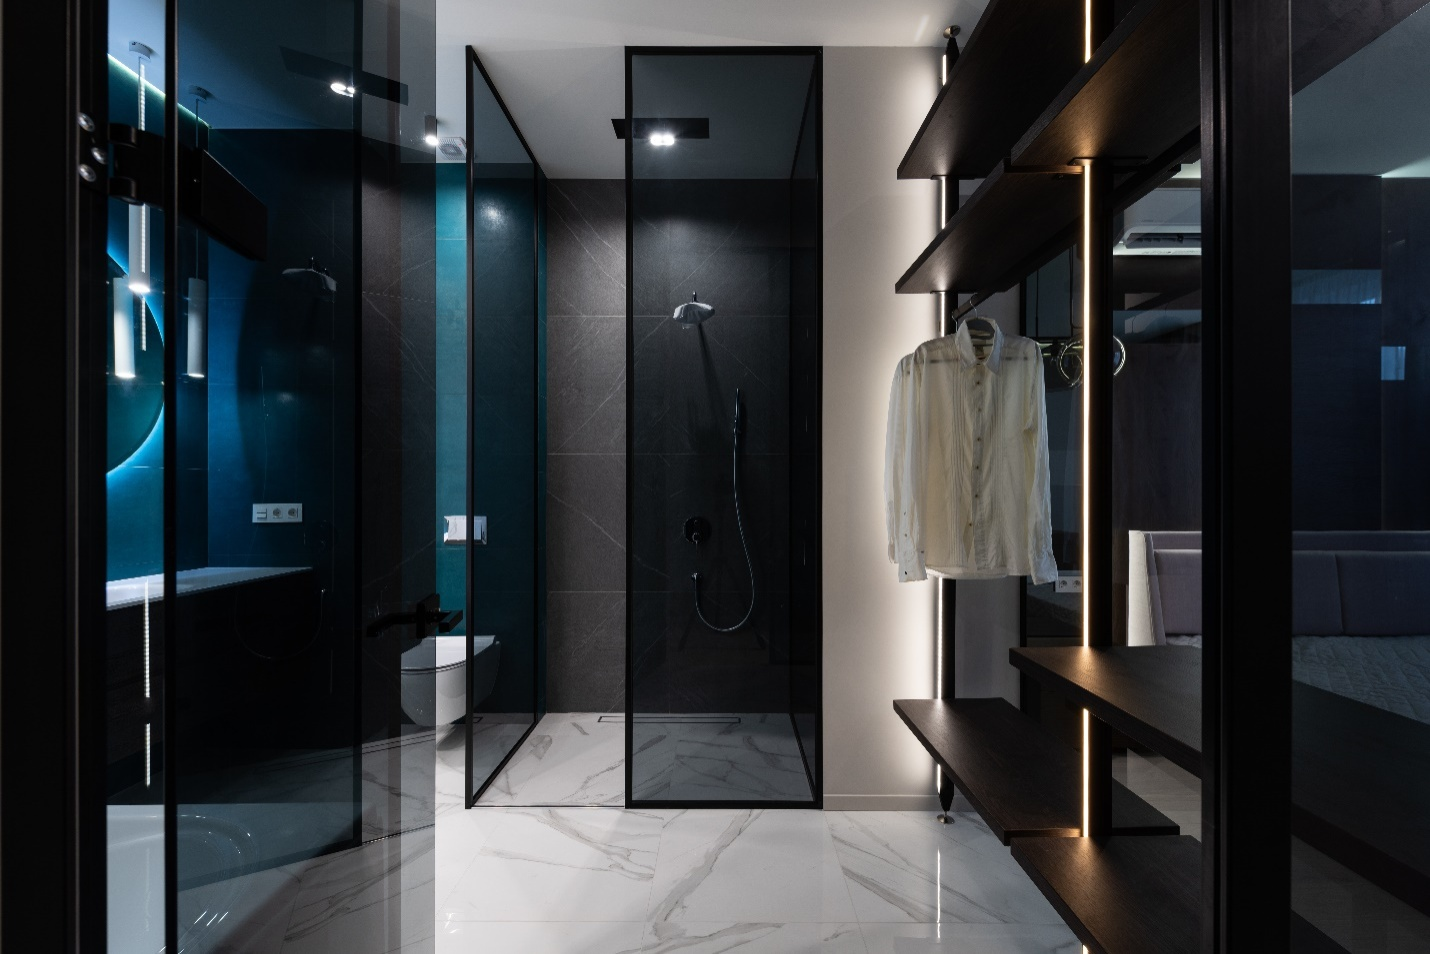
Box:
[252,503,303,524]
[1055,574,1083,593]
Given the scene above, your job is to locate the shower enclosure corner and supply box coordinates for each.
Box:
[625,47,823,808]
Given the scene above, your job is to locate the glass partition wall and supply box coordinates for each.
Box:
[1288,4,1430,947]
[460,47,547,804]
[101,0,443,949]
[626,49,822,807]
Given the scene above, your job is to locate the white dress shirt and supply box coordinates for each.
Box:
[885,322,1057,584]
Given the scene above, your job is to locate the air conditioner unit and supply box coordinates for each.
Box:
[1115,225,1201,255]
[1114,188,1200,255]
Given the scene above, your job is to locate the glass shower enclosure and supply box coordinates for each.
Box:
[625,49,823,807]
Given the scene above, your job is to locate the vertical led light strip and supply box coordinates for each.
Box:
[1081,0,1095,860]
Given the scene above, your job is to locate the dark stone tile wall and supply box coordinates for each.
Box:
[630,179,795,716]
[546,180,628,712]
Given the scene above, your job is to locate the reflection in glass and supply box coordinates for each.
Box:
[1289,5,1430,947]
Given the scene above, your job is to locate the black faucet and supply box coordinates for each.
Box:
[365,593,462,639]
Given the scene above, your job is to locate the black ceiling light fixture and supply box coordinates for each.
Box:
[611,117,711,145]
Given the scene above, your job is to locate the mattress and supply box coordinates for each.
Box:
[1292,635,1430,725]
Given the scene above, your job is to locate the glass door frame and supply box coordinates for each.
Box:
[0,0,113,946]
[622,45,826,811]
[463,44,549,807]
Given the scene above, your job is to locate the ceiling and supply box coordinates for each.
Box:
[435,0,986,178]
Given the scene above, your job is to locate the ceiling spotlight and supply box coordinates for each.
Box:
[649,132,676,147]
[330,81,356,97]
[424,115,440,147]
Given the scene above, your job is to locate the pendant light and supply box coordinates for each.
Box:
[113,276,136,379]
[128,42,154,295]
[186,278,207,378]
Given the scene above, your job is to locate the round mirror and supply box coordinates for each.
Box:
[108,257,165,471]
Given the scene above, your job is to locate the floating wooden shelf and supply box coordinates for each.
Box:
[894,162,1081,296]
[1012,0,1199,169]
[1292,682,1430,920]
[1009,646,1201,776]
[896,0,1083,181]
[1011,645,1430,920]
[894,698,1179,843]
[895,0,1201,298]
[1291,914,1351,954]
[1012,835,1200,954]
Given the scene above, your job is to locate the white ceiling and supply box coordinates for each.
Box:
[435,0,986,178]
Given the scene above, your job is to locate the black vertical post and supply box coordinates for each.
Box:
[1082,0,1117,844]
[1201,0,1292,947]
[1,0,108,946]
[1083,155,1114,839]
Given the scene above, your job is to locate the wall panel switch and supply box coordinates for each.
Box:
[253,503,303,523]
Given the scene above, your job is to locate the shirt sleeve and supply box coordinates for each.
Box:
[891,351,928,582]
[884,358,907,565]
[1023,344,1057,585]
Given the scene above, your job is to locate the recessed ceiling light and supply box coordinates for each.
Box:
[649,132,676,147]
[330,81,356,97]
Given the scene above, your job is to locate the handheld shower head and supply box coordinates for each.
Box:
[733,388,744,438]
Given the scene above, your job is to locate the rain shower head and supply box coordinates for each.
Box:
[673,292,714,326]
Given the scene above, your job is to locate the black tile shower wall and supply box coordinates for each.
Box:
[631,179,794,716]
[546,180,628,712]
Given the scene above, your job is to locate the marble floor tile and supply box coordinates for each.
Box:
[630,714,814,803]
[479,713,626,806]
[441,807,665,922]
[642,921,869,953]
[433,919,646,954]
[646,809,857,923]
[859,922,1081,954]
[281,828,435,954]
[827,812,1061,926]
[434,804,506,910]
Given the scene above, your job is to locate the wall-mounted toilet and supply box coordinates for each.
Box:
[400,635,500,726]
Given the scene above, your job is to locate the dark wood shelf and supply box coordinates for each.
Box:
[894,698,1179,843]
[1012,835,1200,954]
[1010,646,1201,776]
[1012,0,1199,169]
[1010,645,1430,920]
[1292,682,1430,919]
[894,161,1081,295]
[1291,914,1350,954]
[895,0,1201,298]
[896,0,1084,181]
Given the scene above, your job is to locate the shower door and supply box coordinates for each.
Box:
[97,0,442,950]
[625,48,823,808]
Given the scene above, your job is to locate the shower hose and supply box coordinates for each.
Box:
[692,396,757,633]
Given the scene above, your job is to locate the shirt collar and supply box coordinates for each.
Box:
[954,320,1005,374]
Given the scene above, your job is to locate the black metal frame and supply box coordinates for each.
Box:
[623,46,825,811]
[1200,0,1292,946]
[0,0,109,947]
[464,45,546,809]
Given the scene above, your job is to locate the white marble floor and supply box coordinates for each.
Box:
[472,712,816,807]
[477,713,626,806]
[433,806,1079,953]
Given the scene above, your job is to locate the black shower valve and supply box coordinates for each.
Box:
[684,516,711,545]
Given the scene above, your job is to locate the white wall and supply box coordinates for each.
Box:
[821,47,943,811]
